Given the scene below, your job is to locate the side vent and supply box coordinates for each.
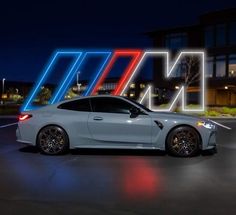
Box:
[154,120,164,129]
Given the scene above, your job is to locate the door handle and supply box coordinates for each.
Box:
[93,116,103,121]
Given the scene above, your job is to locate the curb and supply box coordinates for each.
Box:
[206,117,236,120]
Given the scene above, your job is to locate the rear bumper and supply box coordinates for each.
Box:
[16,126,34,145]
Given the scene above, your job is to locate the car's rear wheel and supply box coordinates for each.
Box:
[166,126,200,157]
[37,125,69,155]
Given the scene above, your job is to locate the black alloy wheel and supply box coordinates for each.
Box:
[37,125,69,155]
[166,126,200,157]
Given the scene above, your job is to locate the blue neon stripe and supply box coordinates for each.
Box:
[51,51,112,102]
[83,52,112,96]
[50,52,83,103]
[21,52,59,111]
[21,50,112,111]
[21,50,83,111]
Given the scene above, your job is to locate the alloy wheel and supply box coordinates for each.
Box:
[167,126,200,157]
[38,126,68,155]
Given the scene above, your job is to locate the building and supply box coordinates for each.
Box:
[71,78,151,100]
[148,8,236,106]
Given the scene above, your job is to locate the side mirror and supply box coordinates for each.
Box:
[129,107,140,118]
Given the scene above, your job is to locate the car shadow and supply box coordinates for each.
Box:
[19,146,39,153]
[19,146,167,156]
[201,148,218,156]
[71,148,167,156]
[19,146,217,157]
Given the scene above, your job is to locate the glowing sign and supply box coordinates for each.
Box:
[21,51,83,111]
[90,49,143,95]
[22,50,111,111]
[22,49,206,112]
[120,51,205,112]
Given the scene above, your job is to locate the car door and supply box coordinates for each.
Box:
[87,97,152,144]
[57,98,92,143]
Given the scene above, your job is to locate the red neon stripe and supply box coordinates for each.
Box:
[112,50,142,95]
[91,53,117,95]
[91,49,143,95]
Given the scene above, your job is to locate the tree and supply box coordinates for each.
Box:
[179,55,201,87]
[65,88,78,99]
[7,87,17,95]
[37,87,51,104]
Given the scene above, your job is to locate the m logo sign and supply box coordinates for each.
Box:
[22,49,205,112]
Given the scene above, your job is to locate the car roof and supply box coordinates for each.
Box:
[59,95,124,103]
[24,95,149,114]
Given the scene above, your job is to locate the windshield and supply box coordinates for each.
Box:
[123,97,153,112]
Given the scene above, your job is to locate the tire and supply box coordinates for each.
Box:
[37,125,69,155]
[166,126,200,157]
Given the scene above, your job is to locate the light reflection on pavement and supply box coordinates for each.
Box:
[0,119,235,214]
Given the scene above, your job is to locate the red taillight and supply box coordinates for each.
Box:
[19,114,32,121]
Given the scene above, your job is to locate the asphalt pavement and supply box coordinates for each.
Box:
[0,118,235,215]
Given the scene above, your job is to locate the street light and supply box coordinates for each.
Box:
[175,85,180,90]
[2,78,5,98]
[77,71,81,93]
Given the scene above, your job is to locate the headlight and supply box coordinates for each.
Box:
[197,121,215,129]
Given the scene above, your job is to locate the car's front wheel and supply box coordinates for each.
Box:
[166,126,200,157]
[37,125,69,155]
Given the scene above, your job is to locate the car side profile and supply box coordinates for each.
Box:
[16,95,217,157]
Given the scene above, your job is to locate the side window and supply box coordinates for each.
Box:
[57,99,91,112]
[91,97,134,114]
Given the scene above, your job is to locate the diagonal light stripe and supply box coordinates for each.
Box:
[0,122,18,129]
[83,52,112,96]
[91,49,142,95]
[21,51,83,111]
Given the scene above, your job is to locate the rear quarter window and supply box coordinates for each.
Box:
[57,99,91,112]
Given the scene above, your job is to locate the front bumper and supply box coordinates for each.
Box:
[206,130,217,149]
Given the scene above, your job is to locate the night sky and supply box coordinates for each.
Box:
[1,0,236,82]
